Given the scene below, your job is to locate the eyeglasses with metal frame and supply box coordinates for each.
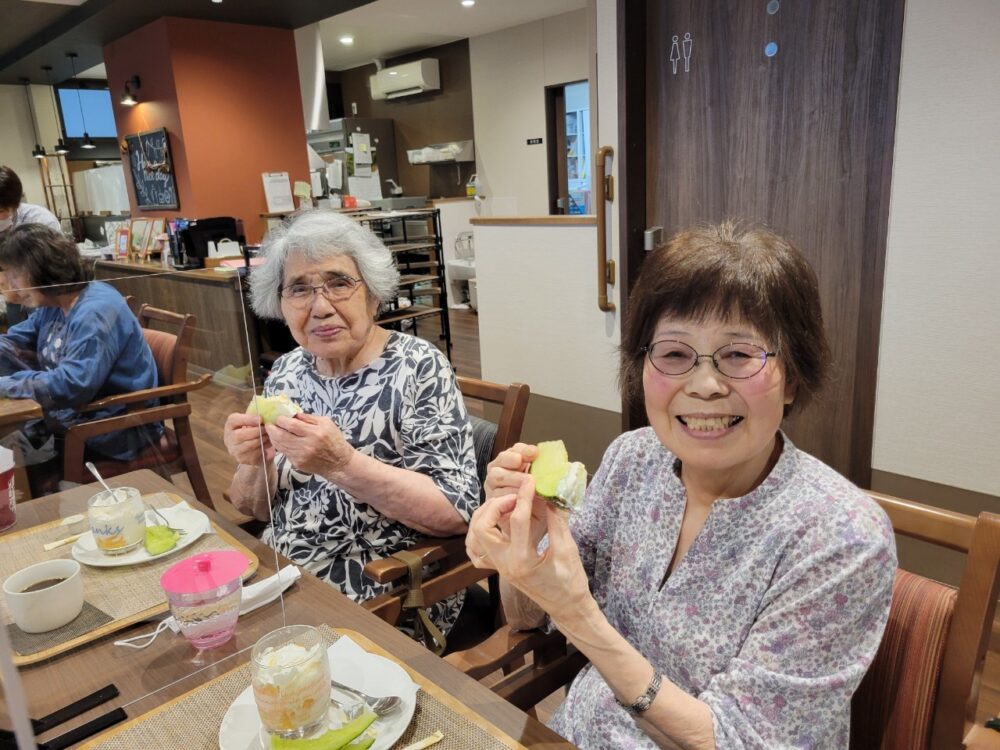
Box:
[642,340,777,379]
[279,275,363,306]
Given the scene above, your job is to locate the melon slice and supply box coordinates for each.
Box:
[529,440,587,511]
[269,712,376,750]
[247,394,302,425]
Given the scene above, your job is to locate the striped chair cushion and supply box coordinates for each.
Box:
[850,569,958,750]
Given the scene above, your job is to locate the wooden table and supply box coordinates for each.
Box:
[0,398,42,428]
[1,471,574,748]
[0,398,42,504]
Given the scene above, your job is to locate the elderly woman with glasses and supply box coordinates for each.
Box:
[467,222,896,749]
[223,210,478,637]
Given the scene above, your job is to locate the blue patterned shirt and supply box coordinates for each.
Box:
[0,282,161,460]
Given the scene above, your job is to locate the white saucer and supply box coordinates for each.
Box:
[71,504,210,567]
[218,636,419,750]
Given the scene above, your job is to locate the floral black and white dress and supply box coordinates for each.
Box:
[260,331,479,635]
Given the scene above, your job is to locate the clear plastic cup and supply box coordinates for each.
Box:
[160,551,248,650]
[87,487,145,554]
[251,625,331,739]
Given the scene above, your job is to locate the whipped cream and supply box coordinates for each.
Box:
[554,462,587,509]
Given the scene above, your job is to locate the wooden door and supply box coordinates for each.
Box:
[619,0,905,485]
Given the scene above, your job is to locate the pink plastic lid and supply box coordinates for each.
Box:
[160,551,249,595]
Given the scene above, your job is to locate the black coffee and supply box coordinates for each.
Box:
[20,577,66,593]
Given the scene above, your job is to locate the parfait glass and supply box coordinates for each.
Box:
[251,624,331,739]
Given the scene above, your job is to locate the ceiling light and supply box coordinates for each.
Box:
[212,0,223,4]
[20,78,46,160]
[67,53,99,150]
[42,65,69,156]
[461,0,475,6]
[339,35,354,46]
[388,71,398,76]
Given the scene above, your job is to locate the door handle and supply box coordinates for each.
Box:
[595,145,615,312]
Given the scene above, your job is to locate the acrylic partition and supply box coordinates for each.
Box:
[0,265,307,749]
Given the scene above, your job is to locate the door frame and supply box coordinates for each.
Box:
[545,84,569,214]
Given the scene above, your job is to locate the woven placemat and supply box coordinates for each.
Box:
[7,601,113,655]
[85,626,522,750]
[0,493,253,658]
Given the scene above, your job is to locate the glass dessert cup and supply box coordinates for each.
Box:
[87,487,145,555]
[251,624,331,739]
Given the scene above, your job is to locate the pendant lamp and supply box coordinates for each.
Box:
[66,53,96,149]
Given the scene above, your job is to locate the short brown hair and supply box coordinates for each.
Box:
[619,221,830,417]
[0,166,23,211]
[0,224,87,295]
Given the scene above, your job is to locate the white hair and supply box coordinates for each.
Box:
[250,209,400,320]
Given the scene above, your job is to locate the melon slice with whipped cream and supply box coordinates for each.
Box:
[529,440,587,511]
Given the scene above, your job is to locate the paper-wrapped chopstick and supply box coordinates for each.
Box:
[400,731,444,750]
[43,533,84,551]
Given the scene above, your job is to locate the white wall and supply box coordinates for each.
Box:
[873,0,1000,496]
[0,85,49,207]
[476,223,620,412]
[469,9,589,216]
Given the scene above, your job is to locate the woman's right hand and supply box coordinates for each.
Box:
[484,442,538,501]
[223,412,275,466]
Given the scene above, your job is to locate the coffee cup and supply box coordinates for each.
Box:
[3,559,84,633]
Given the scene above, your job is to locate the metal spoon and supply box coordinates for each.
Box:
[85,461,184,534]
[329,678,401,716]
[84,461,121,501]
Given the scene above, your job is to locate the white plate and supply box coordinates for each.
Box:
[71,505,210,567]
[218,637,419,750]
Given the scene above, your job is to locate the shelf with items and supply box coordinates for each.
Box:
[355,208,451,359]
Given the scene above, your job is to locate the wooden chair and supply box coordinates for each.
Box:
[446,492,1000,750]
[361,376,530,653]
[61,303,214,508]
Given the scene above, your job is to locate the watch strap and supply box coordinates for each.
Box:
[615,670,663,715]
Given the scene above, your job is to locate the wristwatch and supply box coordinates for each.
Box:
[616,670,663,715]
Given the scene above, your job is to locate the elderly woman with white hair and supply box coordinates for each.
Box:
[223,210,479,638]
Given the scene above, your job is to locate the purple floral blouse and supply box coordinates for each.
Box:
[548,428,896,749]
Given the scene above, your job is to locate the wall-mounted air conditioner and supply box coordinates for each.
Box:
[370,59,440,101]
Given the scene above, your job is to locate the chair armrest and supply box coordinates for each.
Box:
[363,535,469,585]
[444,625,556,679]
[76,373,211,413]
[966,725,1000,750]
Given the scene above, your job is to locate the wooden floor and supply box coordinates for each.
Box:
[179,308,998,729]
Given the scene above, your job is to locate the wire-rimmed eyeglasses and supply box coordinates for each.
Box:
[642,340,777,379]
[279,275,363,307]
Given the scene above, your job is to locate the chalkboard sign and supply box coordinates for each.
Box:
[124,128,179,210]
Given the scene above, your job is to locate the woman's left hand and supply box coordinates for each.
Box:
[265,412,355,478]
[468,474,592,622]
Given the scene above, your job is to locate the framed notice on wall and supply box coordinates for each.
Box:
[124,128,179,210]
